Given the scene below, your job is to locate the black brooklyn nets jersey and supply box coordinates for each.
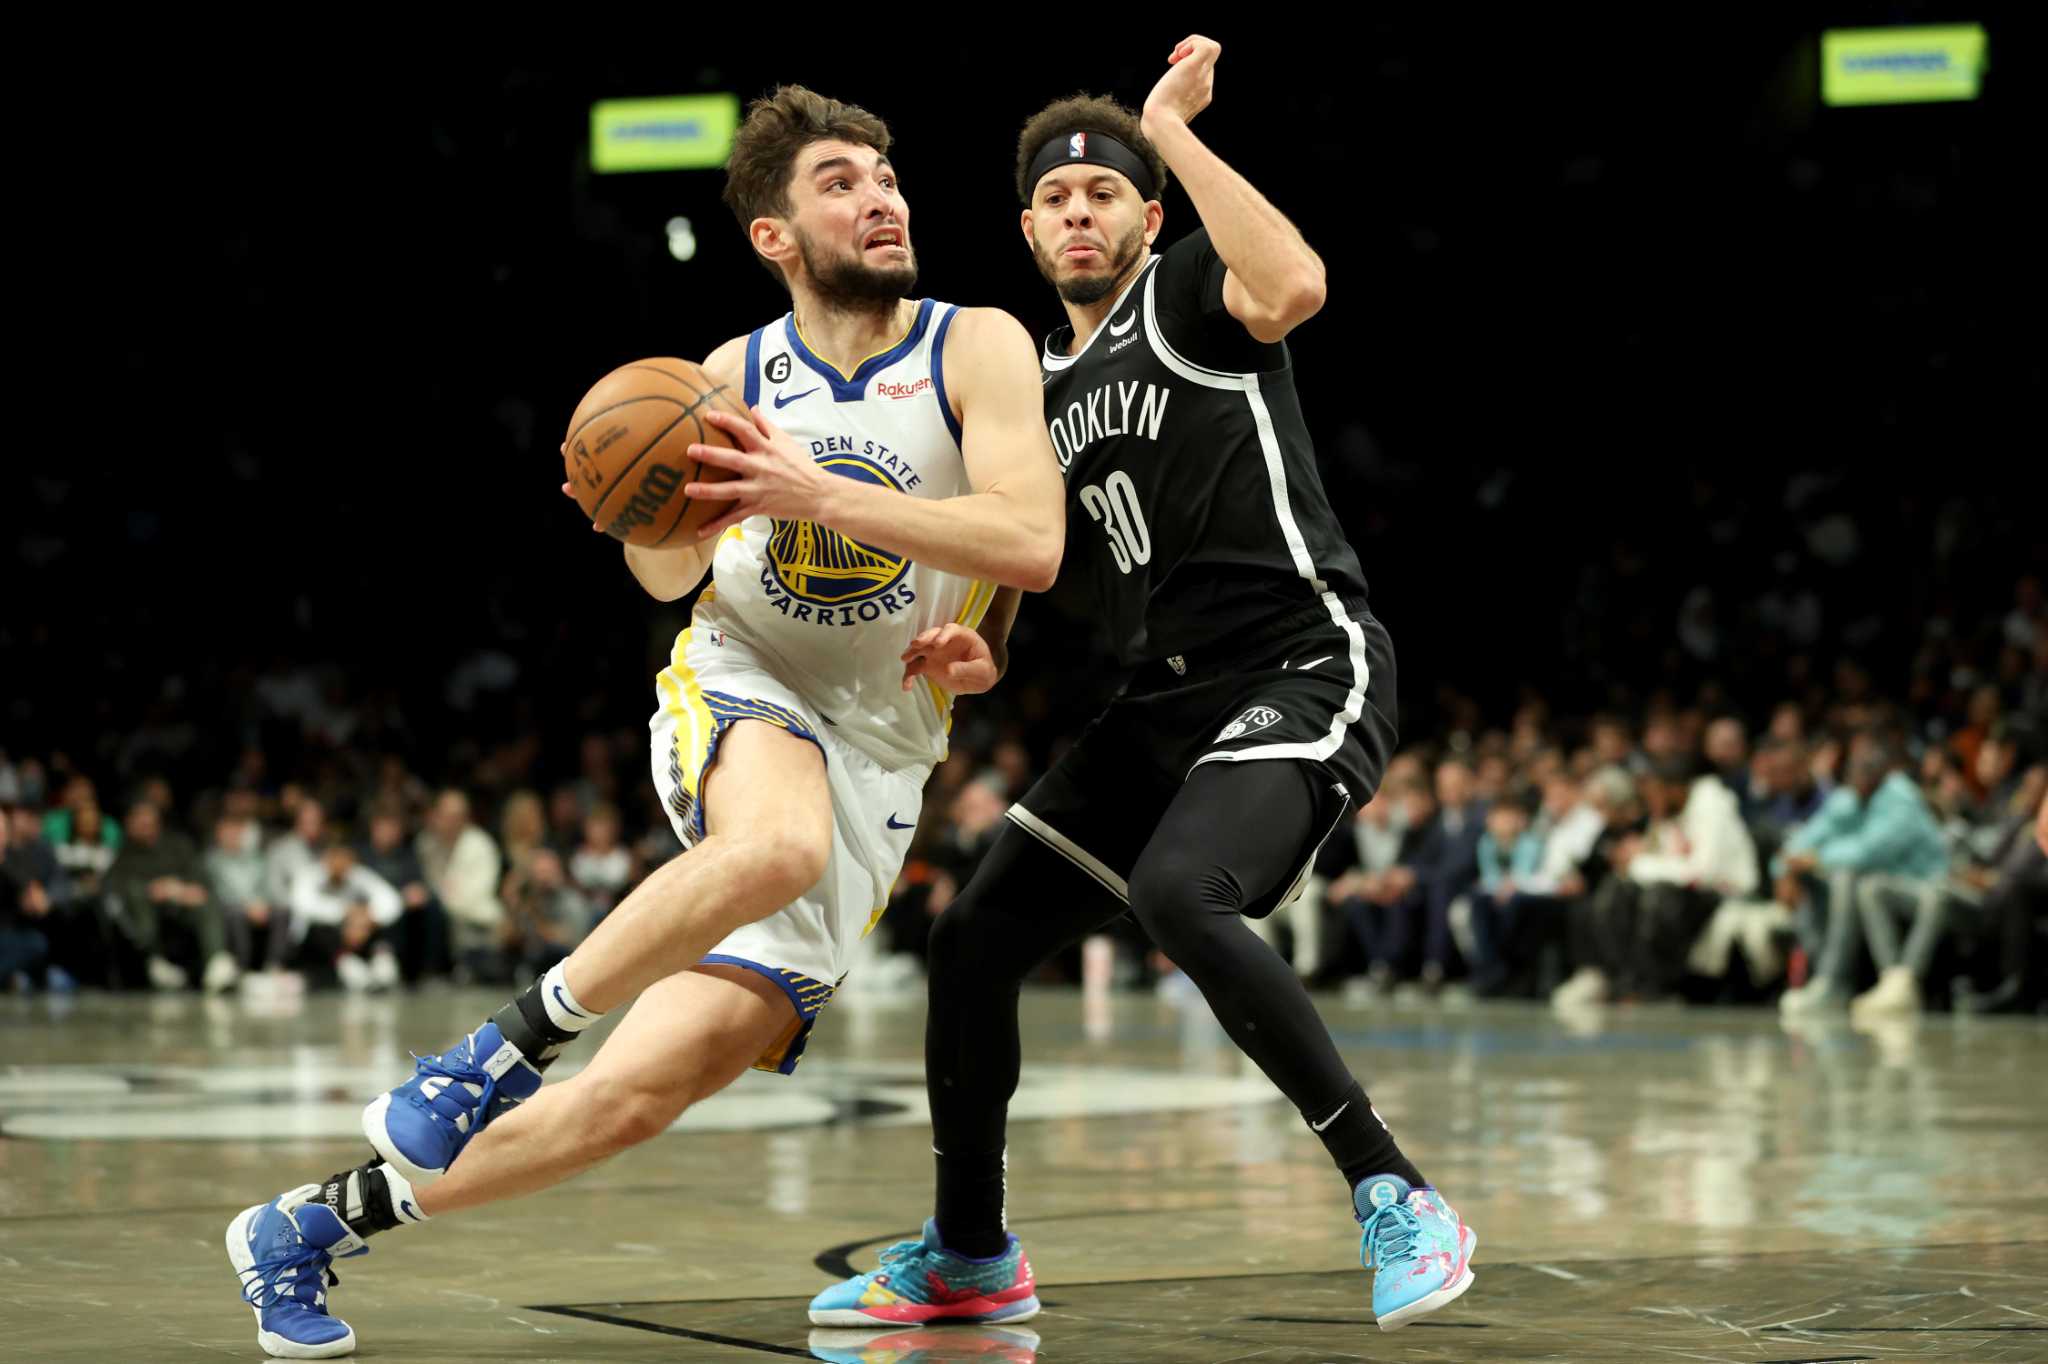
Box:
[1040,228,1370,669]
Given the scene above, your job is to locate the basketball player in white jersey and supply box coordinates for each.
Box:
[222,86,1063,1358]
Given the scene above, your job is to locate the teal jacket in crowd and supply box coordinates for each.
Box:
[1477,830,1546,893]
[1774,771,1946,879]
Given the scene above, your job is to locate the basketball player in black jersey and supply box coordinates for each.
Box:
[812,37,1478,1335]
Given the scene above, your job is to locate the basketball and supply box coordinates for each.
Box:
[563,358,749,546]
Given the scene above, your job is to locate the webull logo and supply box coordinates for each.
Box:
[606,463,685,536]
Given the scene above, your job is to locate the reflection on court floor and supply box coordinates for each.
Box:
[3,988,2043,1361]
[545,1241,2048,1362]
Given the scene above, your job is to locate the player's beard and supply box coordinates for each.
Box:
[797,227,917,314]
[1036,219,1146,306]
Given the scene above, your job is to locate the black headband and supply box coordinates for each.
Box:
[1025,129,1158,204]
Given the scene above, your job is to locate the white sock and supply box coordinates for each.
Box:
[379,1163,430,1225]
[539,962,599,1034]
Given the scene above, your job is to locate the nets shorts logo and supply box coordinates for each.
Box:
[1216,705,1283,742]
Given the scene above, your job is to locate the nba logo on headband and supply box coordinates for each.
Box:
[1069,132,1086,157]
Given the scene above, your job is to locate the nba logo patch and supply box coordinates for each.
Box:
[708,629,725,647]
[1216,705,1283,743]
[1069,131,1087,158]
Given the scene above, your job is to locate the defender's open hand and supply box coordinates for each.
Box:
[901,623,998,696]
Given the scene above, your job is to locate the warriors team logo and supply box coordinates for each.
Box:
[1216,705,1283,742]
[760,454,916,627]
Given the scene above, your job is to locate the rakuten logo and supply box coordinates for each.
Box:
[874,377,933,400]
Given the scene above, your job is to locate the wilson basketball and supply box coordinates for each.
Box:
[563,358,749,546]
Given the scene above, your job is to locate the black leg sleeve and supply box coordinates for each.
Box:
[927,818,1128,1252]
[1127,760,1425,1193]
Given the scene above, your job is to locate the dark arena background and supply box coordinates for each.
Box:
[5,13,2044,1363]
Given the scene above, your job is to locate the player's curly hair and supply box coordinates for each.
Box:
[723,85,893,287]
[1013,93,1169,204]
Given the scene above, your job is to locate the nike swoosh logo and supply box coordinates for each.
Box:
[1299,656,1333,672]
[1311,1101,1349,1133]
[773,387,820,409]
[886,814,915,830]
[1108,312,1136,336]
[552,985,588,1019]
[400,1200,419,1221]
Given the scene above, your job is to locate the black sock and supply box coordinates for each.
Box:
[1306,1082,1426,1197]
[934,1147,1009,1258]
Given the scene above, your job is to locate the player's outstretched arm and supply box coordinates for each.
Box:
[1140,35,1327,343]
[609,335,751,601]
[683,309,1064,592]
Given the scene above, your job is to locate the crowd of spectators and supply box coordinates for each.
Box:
[1290,703,2046,1020]
[1263,572,2048,1020]
[6,573,2046,1021]
[0,764,651,999]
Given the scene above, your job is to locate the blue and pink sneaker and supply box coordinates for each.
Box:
[361,1019,543,1186]
[808,1219,1040,1327]
[1357,1173,1477,1330]
[225,1183,369,1358]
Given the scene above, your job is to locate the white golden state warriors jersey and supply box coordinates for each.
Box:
[687,299,994,772]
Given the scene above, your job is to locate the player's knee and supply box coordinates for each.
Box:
[591,1082,689,1151]
[926,896,982,972]
[1131,859,1244,956]
[754,825,831,903]
[1131,853,1242,918]
[926,890,1027,980]
[717,825,830,917]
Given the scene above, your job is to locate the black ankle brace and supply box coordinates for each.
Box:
[497,985,572,1064]
[319,1160,399,1239]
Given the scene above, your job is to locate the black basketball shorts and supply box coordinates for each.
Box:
[1008,604,1399,919]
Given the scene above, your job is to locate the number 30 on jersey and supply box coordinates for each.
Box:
[1078,470,1151,574]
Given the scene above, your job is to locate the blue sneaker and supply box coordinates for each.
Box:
[808,1219,1040,1327]
[361,1020,543,1185]
[225,1183,368,1358]
[1356,1174,1477,1331]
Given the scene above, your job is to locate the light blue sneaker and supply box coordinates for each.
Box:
[361,1019,543,1185]
[808,1219,1040,1327]
[225,1183,368,1358]
[1356,1173,1477,1331]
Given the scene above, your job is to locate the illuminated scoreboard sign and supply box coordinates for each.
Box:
[591,95,741,172]
[1822,25,1988,106]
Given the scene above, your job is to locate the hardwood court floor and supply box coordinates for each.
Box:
[3,984,2044,1361]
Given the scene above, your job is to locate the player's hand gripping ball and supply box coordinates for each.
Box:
[563,359,749,545]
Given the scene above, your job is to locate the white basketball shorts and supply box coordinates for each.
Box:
[648,625,927,1073]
